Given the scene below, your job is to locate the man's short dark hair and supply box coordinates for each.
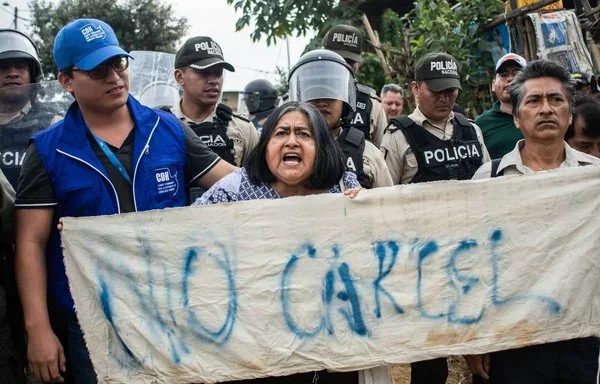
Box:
[509,60,575,117]
[245,101,346,189]
[565,96,600,140]
[60,67,74,77]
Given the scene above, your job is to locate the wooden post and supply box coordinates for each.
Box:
[588,39,600,72]
[361,13,392,77]
[482,0,561,31]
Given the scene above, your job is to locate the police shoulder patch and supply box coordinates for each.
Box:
[380,146,388,159]
[368,94,381,102]
[232,112,251,123]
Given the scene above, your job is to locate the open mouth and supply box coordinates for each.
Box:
[107,86,124,94]
[283,153,302,164]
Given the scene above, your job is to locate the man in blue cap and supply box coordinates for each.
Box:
[13,18,235,383]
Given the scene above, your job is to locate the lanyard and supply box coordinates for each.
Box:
[92,135,132,185]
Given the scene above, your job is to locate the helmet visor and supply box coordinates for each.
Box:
[239,91,261,114]
[288,60,356,111]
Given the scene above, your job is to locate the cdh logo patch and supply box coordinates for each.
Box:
[80,24,106,43]
[155,167,179,196]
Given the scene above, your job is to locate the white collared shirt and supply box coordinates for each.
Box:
[472,139,600,179]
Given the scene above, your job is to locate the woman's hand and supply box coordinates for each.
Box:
[344,187,362,199]
[465,354,490,380]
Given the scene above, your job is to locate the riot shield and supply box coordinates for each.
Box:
[129,50,181,108]
[0,81,73,188]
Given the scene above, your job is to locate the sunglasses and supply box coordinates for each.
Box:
[73,56,129,80]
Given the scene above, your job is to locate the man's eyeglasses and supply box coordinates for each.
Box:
[73,56,129,80]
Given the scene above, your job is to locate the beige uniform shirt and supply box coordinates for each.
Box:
[369,98,387,147]
[380,107,491,184]
[0,102,62,126]
[171,100,259,167]
[472,140,600,179]
[0,102,31,125]
[335,128,393,188]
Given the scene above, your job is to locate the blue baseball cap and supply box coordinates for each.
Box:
[53,18,131,72]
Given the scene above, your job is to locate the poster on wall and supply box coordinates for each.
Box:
[528,10,594,76]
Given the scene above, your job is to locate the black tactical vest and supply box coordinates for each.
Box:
[185,104,236,165]
[251,108,274,136]
[337,127,372,189]
[349,84,374,141]
[388,113,483,183]
[0,107,55,188]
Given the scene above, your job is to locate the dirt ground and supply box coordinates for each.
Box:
[391,356,472,384]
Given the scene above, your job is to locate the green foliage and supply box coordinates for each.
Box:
[29,0,189,78]
[355,53,387,93]
[225,0,361,45]
[224,0,506,115]
[378,0,505,115]
[274,66,289,96]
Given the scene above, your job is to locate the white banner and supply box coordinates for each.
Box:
[61,167,600,383]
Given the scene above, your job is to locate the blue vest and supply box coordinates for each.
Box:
[33,95,188,314]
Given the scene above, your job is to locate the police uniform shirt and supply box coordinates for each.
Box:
[0,101,31,125]
[15,124,220,213]
[0,101,62,190]
[0,102,62,129]
[381,107,491,184]
[170,100,259,167]
[472,140,600,179]
[334,128,393,188]
[370,98,387,147]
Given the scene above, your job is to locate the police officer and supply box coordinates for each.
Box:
[240,79,278,134]
[171,36,258,168]
[289,49,393,189]
[381,52,490,186]
[0,169,15,383]
[0,30,55,383]
[0,29,57,189]
[381,52,489,383]
[322,24,388,147]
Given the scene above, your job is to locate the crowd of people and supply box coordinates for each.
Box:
[0,16,598,384]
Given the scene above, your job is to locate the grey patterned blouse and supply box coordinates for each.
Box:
[193,168,359,205]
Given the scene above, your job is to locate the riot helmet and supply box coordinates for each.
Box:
[240,79,278,115]
[0,29,43,82]
[288,49,356,112]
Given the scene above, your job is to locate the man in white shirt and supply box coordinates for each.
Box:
[469,59,600,384]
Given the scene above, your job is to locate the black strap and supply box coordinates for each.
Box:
[387,116,416,133]
[215,103,233,125]
[490,158,504,178]
[344,127,365,148]
[453,112,471,127]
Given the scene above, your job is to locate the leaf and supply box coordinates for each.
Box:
[29,0,189,78]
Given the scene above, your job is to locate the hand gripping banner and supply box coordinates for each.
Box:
[61,167,600,383]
